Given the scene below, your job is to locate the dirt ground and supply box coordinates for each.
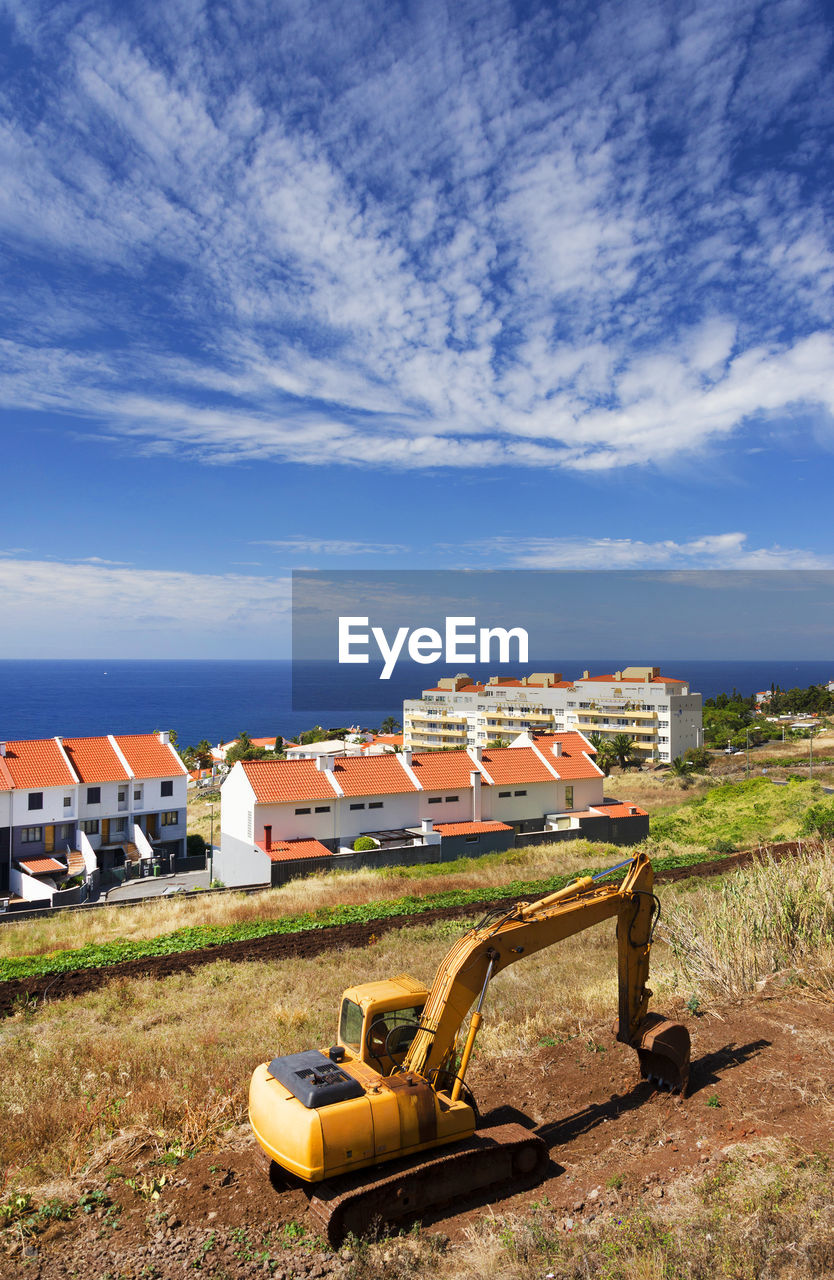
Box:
[3,989,834,1279]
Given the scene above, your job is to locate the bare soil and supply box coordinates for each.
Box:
[4,990,834,1278]
[0,842,808,1019]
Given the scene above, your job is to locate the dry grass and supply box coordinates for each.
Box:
[0,907,640,1190]
[661,841,834,1001]
[0,841,610,960]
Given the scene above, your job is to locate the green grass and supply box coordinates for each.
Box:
[650,776,825,849]
[0,848,718,983]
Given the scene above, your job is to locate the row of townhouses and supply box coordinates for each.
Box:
[216,730,648,889]
[403,665,703,763]
[0,733,188,907]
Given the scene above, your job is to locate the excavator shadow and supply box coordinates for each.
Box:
[685,1037,770,1097]
[535,1038,771,1152]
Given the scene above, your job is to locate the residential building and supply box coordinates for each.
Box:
[0,732,188,908]
[404,666,702,763]
[216,730,648,888]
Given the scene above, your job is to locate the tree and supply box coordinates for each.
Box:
[353,835,377,851]
[799,802,834,840]
[379,717,402,735]
[667,756,695,778]
[486,737,510,748]
[193,739,213,769]
[610,733,635,769]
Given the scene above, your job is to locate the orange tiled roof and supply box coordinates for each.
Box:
[592,801,648,818]
[18,857,66,875]
[479,745,559,786]
[433,821,512,836]
[0,754,13,790]
[577,673,686,684]
[63,737,130,784]
[409,751,481,791]
[113,735,186,779]
[241,758,338,804]
[529,733,603,779]
[256,837,333,863]
[1,739,76,790]
[330,754,417,797]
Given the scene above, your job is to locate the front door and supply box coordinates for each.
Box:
[102,818,110,846]
[146,814,157,840]
[44,825,54,853]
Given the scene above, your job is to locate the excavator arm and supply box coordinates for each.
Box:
[402,850,688,1092]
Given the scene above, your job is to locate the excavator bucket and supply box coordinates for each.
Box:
[632,1013,691,1094]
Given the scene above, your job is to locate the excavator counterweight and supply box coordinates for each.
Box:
[249,851,690,1242]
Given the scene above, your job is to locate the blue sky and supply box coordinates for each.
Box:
[1,0,834,657]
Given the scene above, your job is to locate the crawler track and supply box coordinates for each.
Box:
[0,840,807,1016]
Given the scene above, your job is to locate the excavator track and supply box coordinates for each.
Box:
[307,1123,548,1246]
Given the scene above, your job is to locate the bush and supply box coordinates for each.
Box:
[353,836,377,852]
[186,834,207,859]
[799,801,834,839]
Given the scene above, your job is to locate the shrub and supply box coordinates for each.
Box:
[353,836,377,852]
[799,801,834,839]
[186,834,207,859]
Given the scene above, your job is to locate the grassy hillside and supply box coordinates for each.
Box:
[649,775,826,850]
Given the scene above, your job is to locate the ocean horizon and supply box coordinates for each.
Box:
[0,658,832,746]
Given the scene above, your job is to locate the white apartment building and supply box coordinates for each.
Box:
[404,666,703,764]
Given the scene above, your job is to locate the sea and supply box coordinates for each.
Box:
[0,658,832,747]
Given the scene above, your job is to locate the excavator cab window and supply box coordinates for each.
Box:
[366,1005,425,1064]
[338,998,364,1052]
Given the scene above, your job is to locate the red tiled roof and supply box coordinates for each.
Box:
[256,837,333,863]
[577,673,686,685]
[0,754,13,791]
[433,821,512,836]
[528,733,603,779]
[409,751,481,791]
[330,754,417,797]
[362,734,404,749]
[479,745,559,786]
[1,739,76,790]
[63,737,129,784]
[113,735,186,779]
[241,758,338,804]
[18,857,66,875]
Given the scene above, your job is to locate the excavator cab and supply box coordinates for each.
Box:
[337,974,429,1073]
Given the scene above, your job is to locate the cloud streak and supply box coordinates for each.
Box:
[0,0,833,472]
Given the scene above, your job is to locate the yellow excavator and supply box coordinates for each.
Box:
[249,851,690,1242]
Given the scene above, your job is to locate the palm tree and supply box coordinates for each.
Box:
[610,733,634,769]
[667,756,694,778]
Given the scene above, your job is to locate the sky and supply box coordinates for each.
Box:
[1,0,834,657]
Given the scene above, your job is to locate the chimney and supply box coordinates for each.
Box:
[582,670,589,679]
[402,749,412,766]
[264,824,272,852]
[421,818,433,834]
[157,731,170,745]
[552,741,562,757]
[315,754,330,771]
[0,742,5,757]
[470,771,482,822]
[470,745,483,762]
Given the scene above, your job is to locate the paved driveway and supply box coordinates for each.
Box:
[97,867,211,904]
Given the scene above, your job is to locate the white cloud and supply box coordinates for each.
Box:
[0,0,833,473]
[475,533,834,570]
[0,558,290,656]
[254,538,410,556]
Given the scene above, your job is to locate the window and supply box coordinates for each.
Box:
[63,795,72,808]
[564,786,574,809]
[161,811,178,826]
[87,786,101,805]
[314,805,331,813]
[350,802,365,810]
[444,795,460,803]
[28,792,43,810]
[514,789,527,796]
[112,818,126,834]
[118,789,127,802]
[427,797,442,805]
[369,801,383,810]
[247,811,253,838]
[465,834,479,843]
[21,827,42,843]
[161,780,173,798]
[81,820,99,834]
[339,998,363,1051]
[498,790,511,798]
[134,788,142,802]
[57,823,72,841]
[295,807,311,815]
